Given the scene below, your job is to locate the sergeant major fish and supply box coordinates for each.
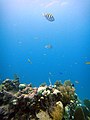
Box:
[43,13,55,22]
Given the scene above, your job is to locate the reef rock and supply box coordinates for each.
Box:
[0,78,89,120]
[50,101,64,120]
[36,110,52,120]
[74,106,86,120]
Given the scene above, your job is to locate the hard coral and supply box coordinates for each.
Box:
[59,85,75,105]
[74,106,86,120]
[50,101,64,120]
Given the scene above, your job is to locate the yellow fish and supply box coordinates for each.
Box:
[28,59,32,64]
[85,61,90,64]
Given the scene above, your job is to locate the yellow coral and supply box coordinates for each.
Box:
[50,101,64,120]
[36,110,52,120]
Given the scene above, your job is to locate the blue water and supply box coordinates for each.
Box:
[0,0,90,100]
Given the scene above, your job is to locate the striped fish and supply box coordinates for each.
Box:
[43,13,55,22]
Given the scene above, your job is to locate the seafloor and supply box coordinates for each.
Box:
[0,77,90,120]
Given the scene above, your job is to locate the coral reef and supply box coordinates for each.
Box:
[74,106,86,120]
[0,79,89,120]
[82,99,90,120]
[50,101,64,120]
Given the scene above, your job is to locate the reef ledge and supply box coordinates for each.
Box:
[0,78,90,120]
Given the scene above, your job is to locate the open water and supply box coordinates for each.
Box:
[0,0,90,100]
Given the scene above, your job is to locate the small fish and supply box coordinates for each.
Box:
[75,80,79,84]
[49,72,52,75]
[28,59,32,64]
[44,44,52,49]
[85,61,90,64]
[43,13,55,22]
